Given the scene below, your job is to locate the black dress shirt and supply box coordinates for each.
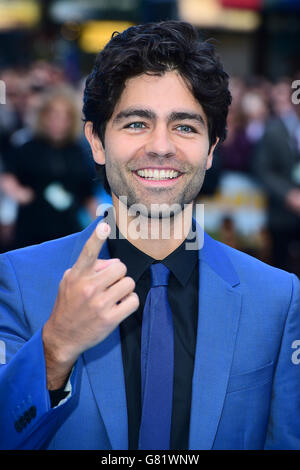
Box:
[50,221,199,450]
[108,224,199,450]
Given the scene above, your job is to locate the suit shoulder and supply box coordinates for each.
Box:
[1,231,80,274]
[216,241,299,318]
[217,239,294,287]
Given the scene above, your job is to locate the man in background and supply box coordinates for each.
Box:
[255,79,300,276]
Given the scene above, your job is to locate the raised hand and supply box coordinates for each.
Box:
[42,222,139,390]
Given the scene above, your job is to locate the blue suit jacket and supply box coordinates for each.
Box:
[0,217,299,450]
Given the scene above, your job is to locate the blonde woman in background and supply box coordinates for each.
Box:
[3,86,97,249]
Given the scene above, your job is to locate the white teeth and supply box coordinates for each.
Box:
[136,169,179,180]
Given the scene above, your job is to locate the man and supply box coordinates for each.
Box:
[0,21,299,450]
[255,79,300,276]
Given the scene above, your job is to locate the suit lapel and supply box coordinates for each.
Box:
[70,217,242,450]
[69,217,128,450]
[189,231,242,450]
[82,327,128,450]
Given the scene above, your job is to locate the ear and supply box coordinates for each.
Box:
[84,122,105,165]
[206,137,219,170]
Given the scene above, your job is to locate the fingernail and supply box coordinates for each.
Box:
[97,223,110,238]
[94,258,120,272]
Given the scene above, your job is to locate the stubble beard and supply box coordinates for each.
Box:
[106,159,207,220]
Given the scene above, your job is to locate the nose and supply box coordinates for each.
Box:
[144,123,176,158]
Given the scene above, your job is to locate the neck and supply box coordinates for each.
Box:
[111,195,194,259]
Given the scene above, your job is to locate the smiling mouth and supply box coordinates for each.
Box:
[134,168,182,181]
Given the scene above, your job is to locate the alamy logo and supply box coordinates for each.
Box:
[0,340,6,364]
[95,199,205,250]
[291,80,300,105]
[291,340,300,365]
[0,80,5,104]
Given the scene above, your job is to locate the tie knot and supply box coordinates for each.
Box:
[150,263,170,287]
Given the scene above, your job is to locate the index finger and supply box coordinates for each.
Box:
[73,222,111,273]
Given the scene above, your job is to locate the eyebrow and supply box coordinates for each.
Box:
[168,111,206,128]
[113,108,206,128]
[113,108,156,123]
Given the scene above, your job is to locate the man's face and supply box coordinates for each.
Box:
[92,71,217,218]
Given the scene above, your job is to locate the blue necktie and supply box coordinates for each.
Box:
[138,262,174,450]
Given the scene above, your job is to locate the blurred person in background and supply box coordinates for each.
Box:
[216,102,254,174]
[28,60,66,89]
[0,68,27,159]
[199,77,254,198]
[0,154,17,253]
[3,85,98,248]
[0,67,29,251]
[207,77,271,259]
[242,89,269,146]
[216,76,270,174]
[254,78,300,276]
[9,61,68,148]
[1,61,69,152]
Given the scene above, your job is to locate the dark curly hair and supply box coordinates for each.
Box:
[83,20,231,194]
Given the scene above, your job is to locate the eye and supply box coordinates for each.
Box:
[125,122,146,130]
[176,124,197,133]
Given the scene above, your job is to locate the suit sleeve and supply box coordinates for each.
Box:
[264,273,300,449]
[0,253,78,450]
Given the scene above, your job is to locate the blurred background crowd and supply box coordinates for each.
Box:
[0,0,300,277]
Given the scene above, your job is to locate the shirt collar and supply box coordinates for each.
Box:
[107,220,198,287]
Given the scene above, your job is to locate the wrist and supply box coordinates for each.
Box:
[42,323,77,390]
